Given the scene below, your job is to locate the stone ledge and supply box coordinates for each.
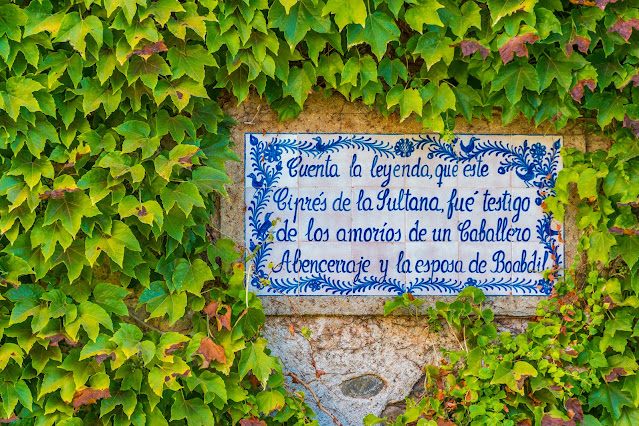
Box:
[260,295,545,317]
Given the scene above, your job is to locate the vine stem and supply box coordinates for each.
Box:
[284,372,344,426]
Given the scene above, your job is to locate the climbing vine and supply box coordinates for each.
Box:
[0,0,637,424]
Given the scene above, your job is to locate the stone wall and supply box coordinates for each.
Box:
[218,92,610,425]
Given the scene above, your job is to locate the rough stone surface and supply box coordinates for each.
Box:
[261,316,457,426]
[340,375,387,399]
[218,93,601,425]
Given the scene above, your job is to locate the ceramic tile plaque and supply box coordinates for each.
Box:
[245,134,563,296]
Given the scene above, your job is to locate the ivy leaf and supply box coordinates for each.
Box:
[387,87,423,121]
[54,13,103,58]
[170,393,214,426]
[154,77,208,111]
[414,33,455,70]
[51,240,88,283]
[160,182,205,216]
[156,110,197,143]
[85,220,142,267]
[139,282,187,325]
[24,117,60,158]
[139,0,185,26]
[283,62,316,107]
[378,58,408,86]
[585,93,627,127]
[167,45,217,84]
[322,0,366,30]
[157,332,190,362]
[268,0,331,47]
[589,382,633,420]
[499,33,539,64]
[8,152,54,189]
[0,4,27,41]
[118,196,164,227]
[190,166,232,197]
[39,367,76,403]
[185,371,227,404]
[125,55,171,91]
[115,120,161,159]
[347,11,400,59]
[256,390,285,414]
[536,53,575,91]
[238,338,279,385]
[68,301,113,342]
[589,231,617,264]
[74,78,121,117]
[0,77,44,120]
[487,0,537,25]
[44,191,99,237]
[612,236,639,269]
[404,0,444,31]
[491,62,539,105]
[93,282,129,316]
[171,258,213,294]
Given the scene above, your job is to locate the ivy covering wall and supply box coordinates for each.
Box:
[0,0,637,424]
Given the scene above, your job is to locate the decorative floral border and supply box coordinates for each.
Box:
[245,134,563,296]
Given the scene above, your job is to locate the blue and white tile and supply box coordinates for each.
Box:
[245,133,300,188]
[248,240,299,296]
[456,134,513,188]
[406,242,460,296]
[351,134,405,188]
[510,135,563,189]
[351,242,407,295]
[245,187,299,244]
[459,242,512,296]
[297,241,354,295]
[298,187,353,243]
[297,133,352,188]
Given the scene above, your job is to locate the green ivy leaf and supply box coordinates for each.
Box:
[491,62,540,105]
[54,12,103,58]
[347,11,400,59]
[404,0,444,31]
[238,338,279,385]
[171,258,213,294]
[85,220,142,267]
[414,33,455,70]
[139,281,187,325]
[322,0,366,30]
[170,393,214,425]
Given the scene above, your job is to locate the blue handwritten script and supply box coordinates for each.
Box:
[245,134,564,296]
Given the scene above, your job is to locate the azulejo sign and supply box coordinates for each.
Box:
[245,133,563,296]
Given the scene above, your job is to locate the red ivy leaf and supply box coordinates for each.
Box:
[565,36,590,56]
[127,40,168,59]
[609,224,639,235]
[604,367,628,382]
[608,18,639,42]
[570,79,596,103]
[45,334,77,347]
[499,33,540,64]
[452,40,490,59]
[39,188,80,200]
[623,114,639,138]
[203,301,232,331]
[517,420,532,426]
[540,414,575,426]
[195,337,226,368]
[95,352,116,364]
[239,417,267,426]
[565,398,584,422]
[203,301,219,318]
[595,0,618,8]
[0,415,18,423]
[164,343,184,356]
[568,0,596,5]
[72,388,111,412]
